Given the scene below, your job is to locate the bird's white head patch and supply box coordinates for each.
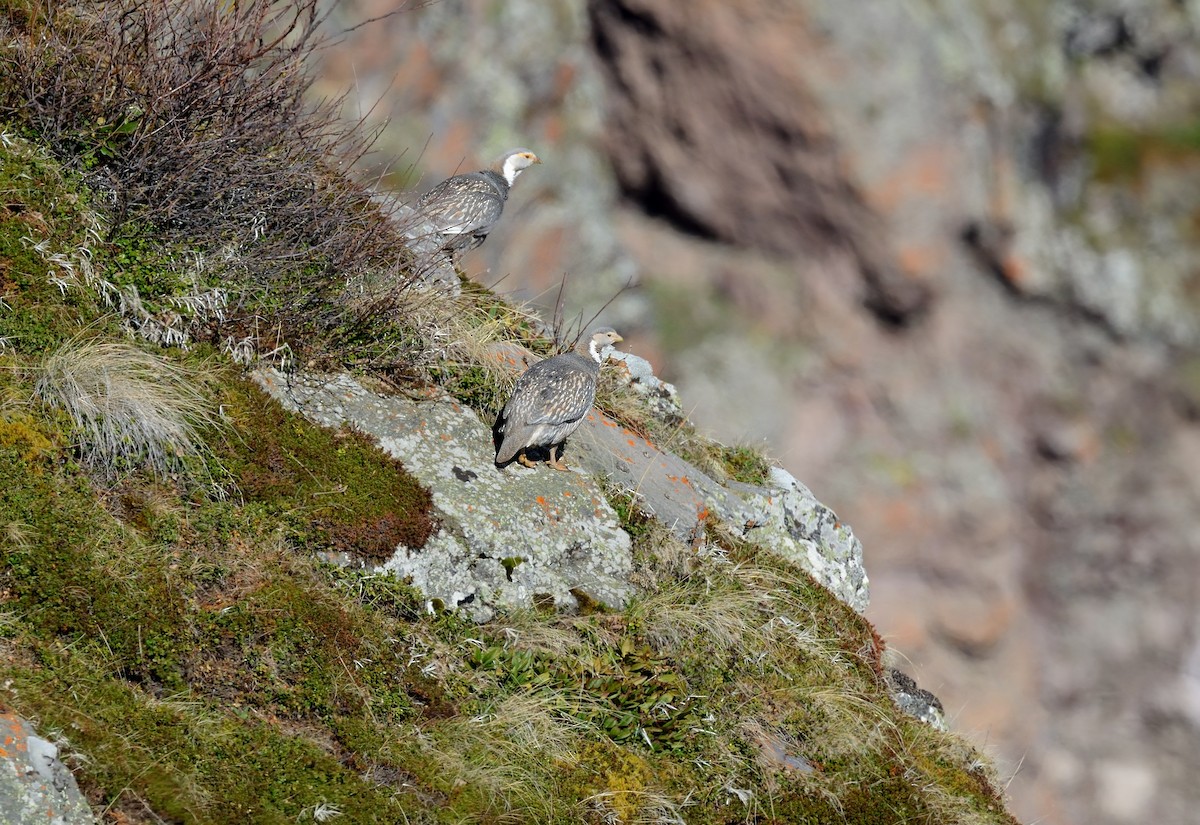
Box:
[587,327,624,364]
[499,148,541,185]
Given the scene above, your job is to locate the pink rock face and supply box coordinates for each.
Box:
[587,0,931,323]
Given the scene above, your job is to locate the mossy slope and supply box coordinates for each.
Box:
[0,145,1018,825]
[0,3,1020,820]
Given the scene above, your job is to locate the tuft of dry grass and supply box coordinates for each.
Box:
[490,609,594,660]
[585,789,689,825]
[626,573,763,654]
[35,336,218,476]
[419,692,595,820]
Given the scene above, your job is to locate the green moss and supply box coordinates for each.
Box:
[0,413,58,462]
[718,443,772,485]
[0,137,109,354]
[1087,119,1200,182]
[5,651,415,823]
[563,741,656,822]
[191,564,422,729]
[0,437,190,690]
[0,402,451,821]
[210,374,436,561]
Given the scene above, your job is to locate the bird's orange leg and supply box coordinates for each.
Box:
[548,444,570,471]
[517,450,539,469]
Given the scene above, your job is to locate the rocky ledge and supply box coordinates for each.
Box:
[254,349,867,620]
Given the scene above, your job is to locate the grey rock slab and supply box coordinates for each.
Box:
[254,369,632,621]
[885,669,948,732]
[574,413,869,612]
[0,710,94,825]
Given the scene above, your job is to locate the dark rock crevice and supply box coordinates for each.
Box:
[585,0,932,326]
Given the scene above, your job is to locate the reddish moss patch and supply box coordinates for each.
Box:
[212,375,436,560]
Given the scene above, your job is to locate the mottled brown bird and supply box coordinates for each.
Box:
[416,148,541,252]
[494,328,624,470]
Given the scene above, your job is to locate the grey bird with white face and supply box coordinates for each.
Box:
[416,148,541,253]
[494,328,625,470]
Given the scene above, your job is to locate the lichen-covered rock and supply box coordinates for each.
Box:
[885,669,948,732]
[735,467,869,613]
[0,711,94,825]
[575,413,868,612]
[254,369,632,620]
[255,353,868,614]
[608,350,685,422]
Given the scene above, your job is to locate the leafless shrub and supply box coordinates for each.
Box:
[35,336,219,476]
[1,0,419,360]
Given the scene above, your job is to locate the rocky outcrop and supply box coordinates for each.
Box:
[574,407,868,612]
[255,353,868,618]
[885,668,947,732]
[255,368,632,621]
[0,710,94,825]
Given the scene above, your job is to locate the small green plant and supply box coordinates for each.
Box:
[470,635,699,752]
[1087,118,1200,181]
[605,486,656,543]
[575,636,698,750]
[77,106,143,170]
[720,443,772,485]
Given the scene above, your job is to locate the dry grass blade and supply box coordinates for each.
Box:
[420,692,593,819]
[35,337,218,476]
[627,575,762,653]
[585,788,688,825]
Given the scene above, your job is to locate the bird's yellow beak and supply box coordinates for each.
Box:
[524,153,542,164]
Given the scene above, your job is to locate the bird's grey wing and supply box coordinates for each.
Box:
[525,367,596,426]
[417,174,505,236]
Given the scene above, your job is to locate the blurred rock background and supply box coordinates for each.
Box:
[314,1,1200,823]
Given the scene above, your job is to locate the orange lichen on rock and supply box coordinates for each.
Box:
[1,712,25,758]
[1000,252,1030,286]
[897,242,946,276]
